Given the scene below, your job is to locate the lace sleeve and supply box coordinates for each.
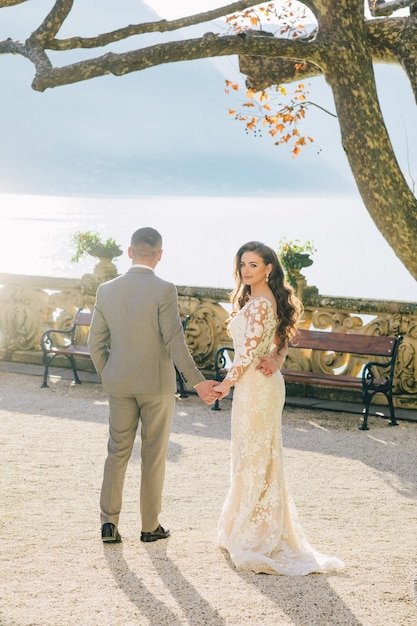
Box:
[225,299,270,384]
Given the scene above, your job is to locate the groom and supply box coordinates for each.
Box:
[88,227,219,544]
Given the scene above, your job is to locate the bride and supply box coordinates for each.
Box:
[213,241,344,575]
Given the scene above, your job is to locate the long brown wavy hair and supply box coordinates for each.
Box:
[230,241,302,351]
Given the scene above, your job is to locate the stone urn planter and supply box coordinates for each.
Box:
[277,239,318,297]
[88,245,123,279]
[71,231,123,280]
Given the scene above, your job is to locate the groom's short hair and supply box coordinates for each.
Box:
[131,227,162,256]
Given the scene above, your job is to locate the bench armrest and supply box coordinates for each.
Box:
[362,357,396,391]
[40,327,75,351]
[361,335,402,387]
[213,346,235,382]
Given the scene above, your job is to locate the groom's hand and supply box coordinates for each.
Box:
[194,380,221,405]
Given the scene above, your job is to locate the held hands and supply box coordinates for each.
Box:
[212,380,232,400]
[195,380,222,405]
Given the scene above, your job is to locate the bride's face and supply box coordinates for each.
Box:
[240,252,270,288]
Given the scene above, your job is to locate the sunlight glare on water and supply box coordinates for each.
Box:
[0,192,416,302]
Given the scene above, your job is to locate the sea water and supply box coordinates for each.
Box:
[0,192,416,302]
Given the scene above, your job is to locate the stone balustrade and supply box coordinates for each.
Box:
[1,271,416,409]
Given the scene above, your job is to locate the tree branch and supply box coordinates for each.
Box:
[241,17,410,90]
[31,33,319,92]
[0,0,29,6]
[369,0,417,17]
[45,1,267,51]
[29,0,74,46]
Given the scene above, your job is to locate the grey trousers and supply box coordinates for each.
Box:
[100,392,175,532]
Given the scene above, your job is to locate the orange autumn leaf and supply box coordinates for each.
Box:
[224,5,312,158]
[265,115,278,125]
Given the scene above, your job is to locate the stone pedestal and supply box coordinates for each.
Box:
[93,257,118,280]
[287,268,318,299]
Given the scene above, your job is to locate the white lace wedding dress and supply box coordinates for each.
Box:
[217,297,345,575]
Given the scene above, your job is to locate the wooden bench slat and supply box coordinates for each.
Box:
[282,369,363,388]
[47,345,91,357]
[73,311,93,326]
[289,329,395,356]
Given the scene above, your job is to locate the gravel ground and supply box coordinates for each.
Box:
[0,371,416,626]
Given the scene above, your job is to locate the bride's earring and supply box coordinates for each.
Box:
[266,274,269,283]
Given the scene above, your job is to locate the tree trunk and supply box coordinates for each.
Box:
[315,0,417,281]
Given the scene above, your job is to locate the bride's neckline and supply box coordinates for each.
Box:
[246,295,272,304]
[236,296,277,321]
[244,295,276,313]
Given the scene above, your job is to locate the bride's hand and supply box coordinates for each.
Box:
[213,382,232,399]
[256,355,279,376]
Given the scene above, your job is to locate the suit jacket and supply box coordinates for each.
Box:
[87,267,205,395]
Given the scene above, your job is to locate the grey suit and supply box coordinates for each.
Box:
[88,266,204,531]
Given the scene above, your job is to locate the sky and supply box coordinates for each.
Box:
[0,0,415,300]
[145,1,239,19]
[0,0,414,198]
[0,0,417,194]
[0,0,362,196]
[113,1,417,195]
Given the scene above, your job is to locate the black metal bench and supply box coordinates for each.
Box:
[40,308,191,396]
[40,309,92,387]
[212,329,403,430]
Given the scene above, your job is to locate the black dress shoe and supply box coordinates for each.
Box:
[140,524,170,542]
[102,523,122,543]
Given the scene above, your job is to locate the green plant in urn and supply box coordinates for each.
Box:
[277,238,316,291]
[71,231,123,263]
